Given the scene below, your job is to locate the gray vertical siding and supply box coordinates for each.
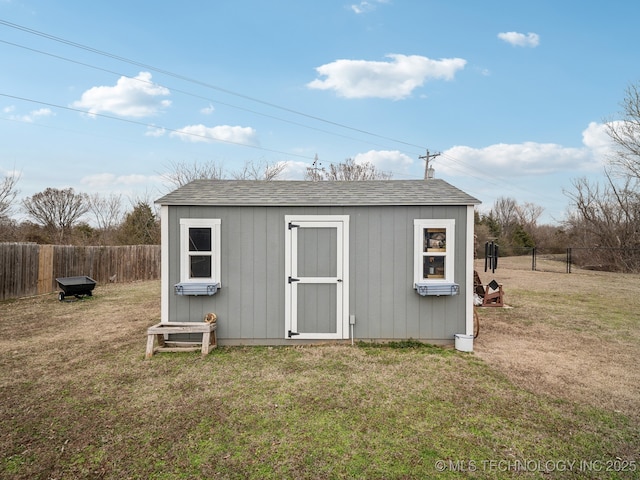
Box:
[166,204,469,345]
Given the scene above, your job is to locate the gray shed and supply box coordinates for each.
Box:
[156,179,481,348]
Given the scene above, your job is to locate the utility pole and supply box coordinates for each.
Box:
[419,149,440,180]
[309,154,324,181]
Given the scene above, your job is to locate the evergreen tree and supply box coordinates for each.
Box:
[117,202,160,245]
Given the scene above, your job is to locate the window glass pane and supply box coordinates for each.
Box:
[190,255,212,278]
[423,256,445,279]
[189,228,211,252]
[424,228,446,252]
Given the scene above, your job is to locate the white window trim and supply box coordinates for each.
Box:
[179,218,221,285]
[413,219,455,286]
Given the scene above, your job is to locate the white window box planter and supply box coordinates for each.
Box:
[174,282,220,296]
[415,282,459,296]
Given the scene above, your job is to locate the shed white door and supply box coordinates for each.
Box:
[285,215,349,340]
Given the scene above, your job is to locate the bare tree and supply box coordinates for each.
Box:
[564,173,640,271]
[564,81,640,271]
[491,197,519,234]
[606,81,640,180]
[88,193,123,245]
[515,202,544,230]
[0,171,20,220]
[22,187,89,243]
[231,159,286,181]
[304,157,392,181]
[161,160,224,189]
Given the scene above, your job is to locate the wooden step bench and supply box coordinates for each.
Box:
[146,322,217,358]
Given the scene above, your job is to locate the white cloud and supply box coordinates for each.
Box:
[279,161,309,180]
[498,31,540,47]
[80,173,165,191]
[170,124,257,144]
[582,121,615,157]
[443,142,589,176]
[1,167,20,178]
[307,54,466,100]
[350,0,389,14]
[145,126,166,137]
[72,71,171,118]
[7,107,54,123]
[353,150,414,176]
[440,123,615,178]
[201,103,215,115]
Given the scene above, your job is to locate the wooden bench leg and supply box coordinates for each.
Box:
[201,331,211,355]
[145,334,155,359]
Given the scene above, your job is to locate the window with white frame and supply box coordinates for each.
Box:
[179,218,221,284]
[413,219,455,285]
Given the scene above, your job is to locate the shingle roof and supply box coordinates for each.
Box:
[156,179,481,206]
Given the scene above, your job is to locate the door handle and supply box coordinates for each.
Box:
[337,279,342,282]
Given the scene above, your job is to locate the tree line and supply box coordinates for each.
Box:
[0,158,392,246]
[476,81,640,272]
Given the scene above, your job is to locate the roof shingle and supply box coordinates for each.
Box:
[156,179,481,206]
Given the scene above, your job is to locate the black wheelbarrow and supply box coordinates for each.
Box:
[56,276,96,301]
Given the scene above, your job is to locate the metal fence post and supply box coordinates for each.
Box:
[532,247,537,271]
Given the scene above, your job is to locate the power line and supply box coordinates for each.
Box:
[1,92,423,180]
[0,92,316,161]
[1,16,568,203]
[0,19,428,151]
[0,38,426,156]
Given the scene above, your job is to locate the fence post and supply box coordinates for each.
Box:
[566,247,572,273]
[531,247,537,271]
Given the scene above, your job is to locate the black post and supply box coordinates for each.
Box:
[493,244,498,272]
[532,247,537,271]
[484,242,489,272]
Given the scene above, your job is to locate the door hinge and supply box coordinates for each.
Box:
[288,330,300,338]
[288,276,300,283]
[288,222,300,230]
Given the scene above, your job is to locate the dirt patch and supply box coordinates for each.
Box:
[473,257,640,421]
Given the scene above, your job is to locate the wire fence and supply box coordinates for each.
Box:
[477,244,640,274]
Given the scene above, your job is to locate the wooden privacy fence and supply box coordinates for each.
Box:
[0,243,160,301]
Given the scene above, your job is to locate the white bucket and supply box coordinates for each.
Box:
[454,334,474,352]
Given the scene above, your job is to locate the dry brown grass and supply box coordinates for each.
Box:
[474,257,640,422]
[1,263,638,479]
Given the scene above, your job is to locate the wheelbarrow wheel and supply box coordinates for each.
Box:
[58,292,65,302]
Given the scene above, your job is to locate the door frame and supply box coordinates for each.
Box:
[284,215,350,340]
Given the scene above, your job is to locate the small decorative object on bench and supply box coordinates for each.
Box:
[145,321,217,358]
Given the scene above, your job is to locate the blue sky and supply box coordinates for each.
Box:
[1,0,639,225]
